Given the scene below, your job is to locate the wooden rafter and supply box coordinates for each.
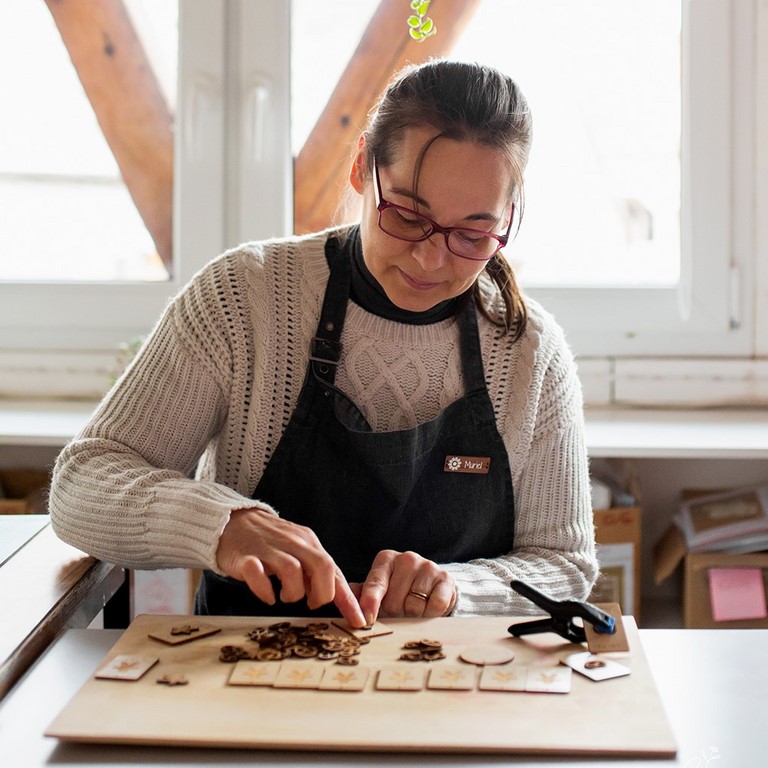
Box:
[294,0,483,234]
[45,0,480,255]
[44,0,174,271]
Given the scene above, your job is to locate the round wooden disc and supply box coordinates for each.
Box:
[459,645,515,666]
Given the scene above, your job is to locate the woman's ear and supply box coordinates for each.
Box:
[349,134,367,194]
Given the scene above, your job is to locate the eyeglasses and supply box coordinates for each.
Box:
[372,159,514,261]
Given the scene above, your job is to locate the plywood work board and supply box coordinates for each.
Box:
[46,613,676,757]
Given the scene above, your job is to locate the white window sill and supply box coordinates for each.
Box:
[2,400,768,461]
[0,400,97,448]
[584,406,768,460]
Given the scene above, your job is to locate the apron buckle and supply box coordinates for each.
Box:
[309,337,342,366]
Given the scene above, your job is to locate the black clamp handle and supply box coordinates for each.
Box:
[507,580,615,643]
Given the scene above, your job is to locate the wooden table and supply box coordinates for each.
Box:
[0,516,125,700]
[1,625,765,767]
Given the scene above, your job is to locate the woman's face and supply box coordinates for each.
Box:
[350,125,515,312]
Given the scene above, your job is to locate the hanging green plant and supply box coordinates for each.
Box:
[407,0,436,42]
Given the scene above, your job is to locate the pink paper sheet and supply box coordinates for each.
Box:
[708,567,768,621]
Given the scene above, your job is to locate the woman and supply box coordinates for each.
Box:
[50,60,597,627]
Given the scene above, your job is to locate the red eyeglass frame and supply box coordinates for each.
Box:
[372,159,514,261]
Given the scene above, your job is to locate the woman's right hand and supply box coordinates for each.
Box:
[215,507,366,627]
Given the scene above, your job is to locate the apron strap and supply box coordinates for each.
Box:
[311,236,353,387]
[455,297,488,394]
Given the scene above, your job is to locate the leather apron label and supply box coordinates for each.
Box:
[444,455,491,474]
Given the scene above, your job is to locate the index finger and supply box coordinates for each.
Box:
[357,551,396,626]
[332,569,367,628]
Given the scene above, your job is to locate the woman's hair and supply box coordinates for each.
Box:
[361,60,532,341]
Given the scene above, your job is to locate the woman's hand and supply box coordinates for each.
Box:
[352,549,457,626]
[216,507,366,627]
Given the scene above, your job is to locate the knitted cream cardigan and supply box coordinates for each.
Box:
[50,229,597,616]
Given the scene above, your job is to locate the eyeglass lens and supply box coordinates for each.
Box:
[379,206,500,260]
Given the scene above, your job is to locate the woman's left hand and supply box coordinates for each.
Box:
[350,549,457,626]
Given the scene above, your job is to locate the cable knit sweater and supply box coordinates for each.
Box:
[50,228,597,616]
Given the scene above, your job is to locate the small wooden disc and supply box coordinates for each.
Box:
[459,645,515,666]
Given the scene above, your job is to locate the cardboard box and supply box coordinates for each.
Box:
[674,484,768,553]
[590,507,642,619]
[0,469,50,514]
[654,524,768,628]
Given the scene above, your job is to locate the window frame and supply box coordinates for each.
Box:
[524,0,753,358]
[0,1,220,354]
[0,0,291,354]
[0,0,764,403]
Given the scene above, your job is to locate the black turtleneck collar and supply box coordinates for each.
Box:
[339,226,465,325]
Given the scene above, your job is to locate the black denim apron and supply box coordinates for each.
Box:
[196,234,515,615]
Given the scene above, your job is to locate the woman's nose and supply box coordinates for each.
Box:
[411,233,451,271]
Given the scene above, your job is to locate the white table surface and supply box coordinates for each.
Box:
[0,514,49,567]
[0,627,765,767]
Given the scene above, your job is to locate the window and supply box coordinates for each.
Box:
[0,1,174,283]
[0,1,228,360]
[452,1,682,290]
[289,0,755,358]
[1,0,763,401]
[293,1,682,290]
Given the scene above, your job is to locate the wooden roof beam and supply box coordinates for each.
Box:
[44,0,174,271]
[294,0,483,234]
